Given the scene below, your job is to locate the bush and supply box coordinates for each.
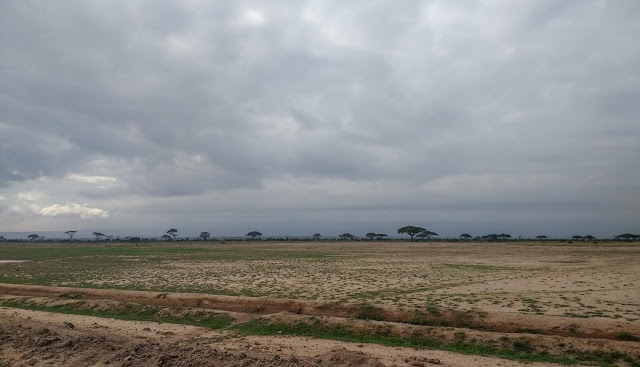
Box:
[355,303,385,321]
[616,332,639,341]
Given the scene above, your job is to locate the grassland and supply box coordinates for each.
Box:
[1,241,638,320]
[0,240,639,366]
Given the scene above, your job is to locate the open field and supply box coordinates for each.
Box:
[0,241,639,366]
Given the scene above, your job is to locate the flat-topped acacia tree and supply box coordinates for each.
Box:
[339,233,356,240]
[93,232,106,241]
[417,230,438,240]
[397,226,426,241]
[167,228,178,241]
[615,233,640,241]
[246,231,262,240]
[64,230,77,241]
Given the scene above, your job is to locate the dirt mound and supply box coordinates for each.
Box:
[3,282,638,342]
[320,348,384,367]
[0,317,393,367]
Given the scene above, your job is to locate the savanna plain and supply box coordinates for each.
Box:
[0,240,638,367]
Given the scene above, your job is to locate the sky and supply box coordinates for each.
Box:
[1,1,639,239]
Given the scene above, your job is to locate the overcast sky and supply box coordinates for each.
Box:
[1,1,639,239]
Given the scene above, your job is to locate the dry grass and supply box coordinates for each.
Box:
[0,241,639,320]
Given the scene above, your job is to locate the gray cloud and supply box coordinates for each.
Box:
[1,0,639,237]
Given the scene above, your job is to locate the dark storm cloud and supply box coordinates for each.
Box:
[0,0,639,235]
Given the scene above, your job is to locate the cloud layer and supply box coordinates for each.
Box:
[38,203,109,219]
[1,1,639,237]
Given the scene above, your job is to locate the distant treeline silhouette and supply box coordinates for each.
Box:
[2,226,638,243]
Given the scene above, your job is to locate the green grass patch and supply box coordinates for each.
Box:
[233,318,640,367]
[0,243,341,295]
[233,319,571,364]
[437,264,514,272]
[0,244,335,262]
[0,298,233,329]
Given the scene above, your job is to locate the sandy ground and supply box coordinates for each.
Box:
[17,241,636,320]
[1,283,638,340]
[0,307,580,367]
[0,241,638,366]
[2,242,639,321]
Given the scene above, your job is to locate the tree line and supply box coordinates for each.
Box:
[6,227,639,242]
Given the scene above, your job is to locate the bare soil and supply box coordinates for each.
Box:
[1,283,638,341]
[2,241,639,321]
[0,307,583,367]
[0,285,639,366]
[0,241,639,366]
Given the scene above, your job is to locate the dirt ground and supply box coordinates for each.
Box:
[2,241,639,321]
[0,307,588,367]
[0,241,639,366]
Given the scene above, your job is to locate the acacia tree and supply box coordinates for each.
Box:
[27,234,40,241]
[571,235,582,241]
[200,231,211,240]
[459,233,472,240]
[417,230,438,240]
[167,228,178,241]
[64,230,77,241]
[536,235,548,240]
[498,234,511,240]
[246,231,262,240]
[365,232,377,240]
[614,233,639,241]
[397,226,426,241]
[375,233,388,240]
[93,232,105,241]
[160,234,172,241]
[312,233,321,240]
[339,233,356,240]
